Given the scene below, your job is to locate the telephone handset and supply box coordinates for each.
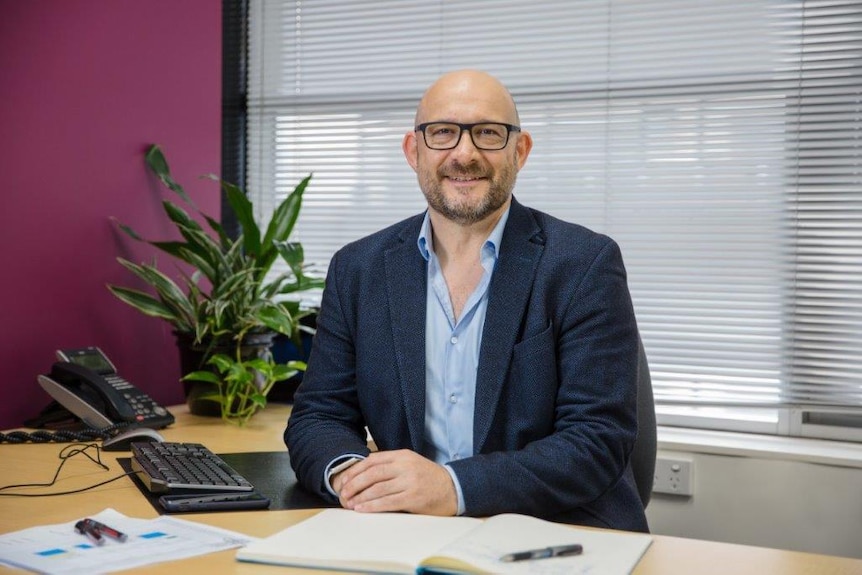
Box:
[36,347,174,430]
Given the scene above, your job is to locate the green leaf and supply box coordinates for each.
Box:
[163,200,203,232]
[257,303,295,335]
[303,276,327,290]
[175,246,217,283]
[114,258,196,325]
[169,225,230,283]
[220,179,261,257]
[246,357,273,370]
[202,213,231,248]
[207,353,235,373]
[284,360,307,371]
[113,219,145,242]
[181,370,222,384]
[249,393,268,408]
[276,274,326,295]
[260,274,287,299]
[281,299,302,315]
[275,241,304,277]
[107,285,181,323]
[272,364,300,381]
[228,366,254,389]
[147,240,190,260]
[114,210,194,263]
[261,174,311,262]
[145,144,195,206]
[181,237,224,279]
[144,144,170,177]
[194,390,223,404]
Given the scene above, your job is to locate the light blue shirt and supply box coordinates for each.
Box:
[417,207,509,514]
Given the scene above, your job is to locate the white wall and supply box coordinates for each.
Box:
[646,443,862,559]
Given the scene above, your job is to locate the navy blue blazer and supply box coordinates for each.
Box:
[286,197,648,532]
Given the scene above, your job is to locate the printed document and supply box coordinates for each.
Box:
[0,507,255,575]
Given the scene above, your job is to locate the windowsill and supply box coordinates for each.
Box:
[657,426,862,469]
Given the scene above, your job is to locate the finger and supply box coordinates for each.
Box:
[339,458,395,502]
[358,460,458,516]
[348,477,408,513]
[331,459,365,496]
[344,457,422,512]
[336,457,370,486]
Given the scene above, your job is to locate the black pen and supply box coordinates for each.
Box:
[81,518,128,542]
[500,544,583,562]
[74,520,104,546]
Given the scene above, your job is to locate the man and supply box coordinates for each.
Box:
[286,70,648,532]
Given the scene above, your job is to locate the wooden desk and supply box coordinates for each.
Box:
[2,404,861,575]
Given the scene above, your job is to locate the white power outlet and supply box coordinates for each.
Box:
[653,457,693,496]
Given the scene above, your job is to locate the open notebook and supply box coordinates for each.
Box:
[236,509,652,574]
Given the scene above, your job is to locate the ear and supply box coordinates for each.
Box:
[402,130,419,172]
[515,130,533,170]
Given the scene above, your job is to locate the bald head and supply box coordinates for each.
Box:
[415,70,520,126]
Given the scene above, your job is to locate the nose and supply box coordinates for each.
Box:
[450,127,481,158]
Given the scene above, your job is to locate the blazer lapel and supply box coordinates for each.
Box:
[473,198,545,452]
[384,216,428,451]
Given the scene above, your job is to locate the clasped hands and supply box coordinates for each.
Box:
[331,449,458,516]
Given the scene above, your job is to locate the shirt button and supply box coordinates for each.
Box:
[450,336,458,344]
[449,394,457,404]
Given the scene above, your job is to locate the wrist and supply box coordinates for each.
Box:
[324,455,365,497]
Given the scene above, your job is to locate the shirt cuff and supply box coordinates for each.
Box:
[443,464,466,516]
[324,454,366,498]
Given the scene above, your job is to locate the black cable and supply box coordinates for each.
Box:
[0,442,142,496]
[0,471,140,497]
[0,422,131,444]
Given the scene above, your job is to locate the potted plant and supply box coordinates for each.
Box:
[108,144,324,423]
[181,349,298,426]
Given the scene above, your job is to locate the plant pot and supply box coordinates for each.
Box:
[175,331,278,416]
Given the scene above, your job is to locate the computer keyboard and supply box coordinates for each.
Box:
[130,441,255,494]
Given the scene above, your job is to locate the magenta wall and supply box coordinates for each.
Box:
[0,1,222,428]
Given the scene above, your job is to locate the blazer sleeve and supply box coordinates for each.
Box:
[284,250,372,502]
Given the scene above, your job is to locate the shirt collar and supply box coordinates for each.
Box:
[417,206,511,262]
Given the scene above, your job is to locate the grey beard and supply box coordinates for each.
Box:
[421,162,516,225]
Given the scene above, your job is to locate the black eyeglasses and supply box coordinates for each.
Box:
[415,122,521,151]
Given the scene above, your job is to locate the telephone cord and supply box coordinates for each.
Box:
[0,423,131,444]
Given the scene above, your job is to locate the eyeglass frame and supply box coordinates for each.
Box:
[414,121,522,151]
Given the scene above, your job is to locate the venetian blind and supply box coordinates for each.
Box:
[246,0,862,437]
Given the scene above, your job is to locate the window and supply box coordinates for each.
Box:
[244,0,862,440]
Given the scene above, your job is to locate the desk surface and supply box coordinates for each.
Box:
[2,404,861,575]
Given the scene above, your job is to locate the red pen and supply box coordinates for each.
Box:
[74,520,104,546]
[81,518,128,542]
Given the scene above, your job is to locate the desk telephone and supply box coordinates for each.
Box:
[36,347,174,430]
[23,348,269,511]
